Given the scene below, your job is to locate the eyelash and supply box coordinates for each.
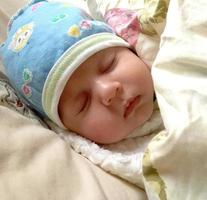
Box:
[101,57,115,73]
[79,93,90,114]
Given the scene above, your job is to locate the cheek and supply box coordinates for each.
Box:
[132,63,153,94]
[79,108,128,144]
[115,60,146,85]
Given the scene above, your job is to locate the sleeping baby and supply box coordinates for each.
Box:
[0,0,164,186]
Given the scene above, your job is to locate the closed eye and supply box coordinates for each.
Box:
[78,92,90,114]
[101,56,116,73]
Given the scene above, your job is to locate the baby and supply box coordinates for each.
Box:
[0,0,154,144]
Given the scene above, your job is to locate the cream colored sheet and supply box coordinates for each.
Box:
[0,1,147,199]
[142,0,207,199]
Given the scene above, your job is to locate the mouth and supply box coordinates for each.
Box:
[124,95,141,118]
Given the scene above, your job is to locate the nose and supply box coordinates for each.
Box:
[95,79,121,106]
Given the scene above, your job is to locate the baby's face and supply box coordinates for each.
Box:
[58,47,154,144]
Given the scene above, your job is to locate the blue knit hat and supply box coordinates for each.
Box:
[0,0,130,128]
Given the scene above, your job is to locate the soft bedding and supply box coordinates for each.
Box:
[143,0,207,199]
[1,0,207,199]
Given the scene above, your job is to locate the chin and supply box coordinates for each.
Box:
[92,130,128,144]
[93,135,125,144]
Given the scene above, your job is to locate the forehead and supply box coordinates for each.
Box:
[70,47,116,76]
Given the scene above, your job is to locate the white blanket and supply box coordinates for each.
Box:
[48,103,163,188]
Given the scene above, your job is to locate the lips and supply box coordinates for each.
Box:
[124,95,141,118]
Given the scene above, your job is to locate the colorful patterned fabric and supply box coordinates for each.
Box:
[0,0,129,127]
[87,0,169,66]
[0,71,48,128]
[104,8,141,46]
